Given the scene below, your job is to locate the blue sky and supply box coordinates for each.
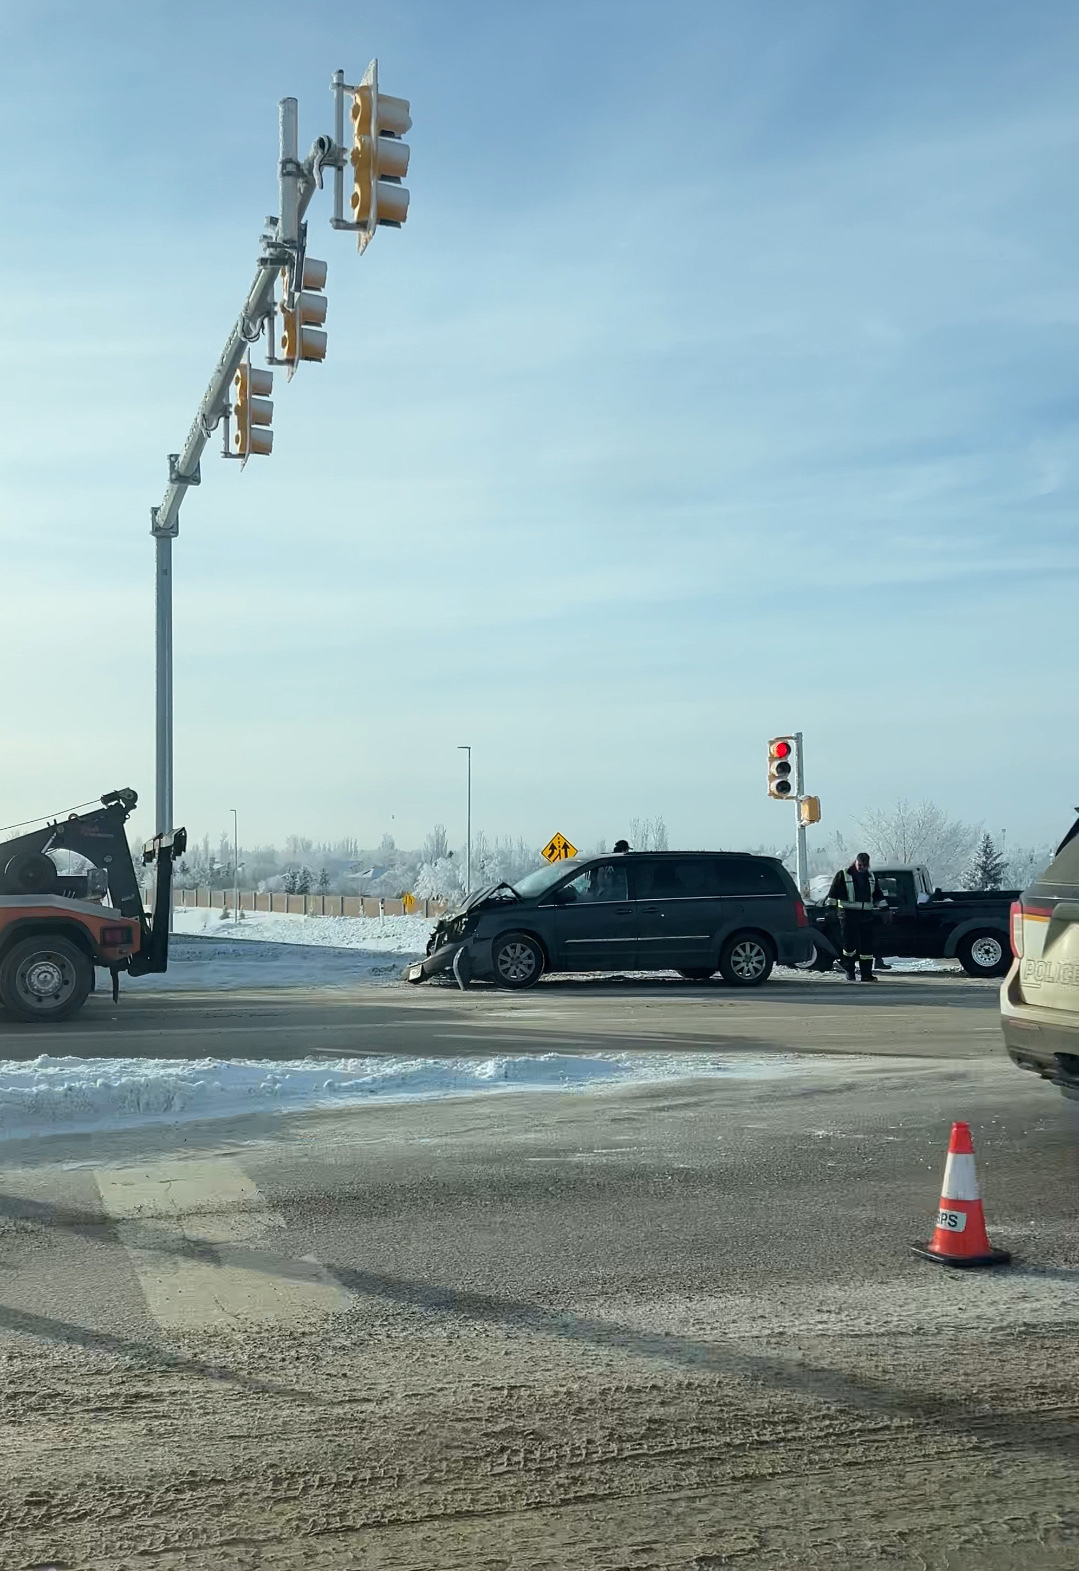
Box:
[2,1,1078,854]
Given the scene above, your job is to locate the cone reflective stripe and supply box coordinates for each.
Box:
[912,1121,1010,1268]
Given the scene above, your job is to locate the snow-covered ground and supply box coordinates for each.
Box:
[172,906,432,951]
[0,1050,809,1141]
[119,908,434,992]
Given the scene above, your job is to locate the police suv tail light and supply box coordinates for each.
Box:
[1009,901,1023,958]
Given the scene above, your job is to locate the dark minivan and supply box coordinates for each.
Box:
[408,851,812,989]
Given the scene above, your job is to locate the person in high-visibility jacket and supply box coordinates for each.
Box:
[824,851,890,982]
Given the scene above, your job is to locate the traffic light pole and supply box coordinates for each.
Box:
[794,729,808,900]
[148,102,335,835]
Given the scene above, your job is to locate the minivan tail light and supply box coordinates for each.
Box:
[794,898,808,928]
[1010,901,1023,958]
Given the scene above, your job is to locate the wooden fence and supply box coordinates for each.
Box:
[171,889,446,919]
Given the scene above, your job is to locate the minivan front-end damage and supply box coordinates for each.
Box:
[404,883,518,983]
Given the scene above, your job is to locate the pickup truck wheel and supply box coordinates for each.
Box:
[0,935,93,1022]
[491,932,544,990]
[957,931,1011,978]
[718,932,774,987]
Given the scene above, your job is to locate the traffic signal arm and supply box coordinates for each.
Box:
[151,131,329,537]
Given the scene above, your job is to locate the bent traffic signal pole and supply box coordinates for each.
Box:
[148,65,411,836]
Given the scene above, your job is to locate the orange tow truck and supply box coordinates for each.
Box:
[0,788,186,1023]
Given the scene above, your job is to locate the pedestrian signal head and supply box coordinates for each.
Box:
[767,736,798,799]
[799,795,821,826]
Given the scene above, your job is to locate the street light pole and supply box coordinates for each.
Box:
[457,745,471,895]
[231,807,239,926]
[794,730,808,900]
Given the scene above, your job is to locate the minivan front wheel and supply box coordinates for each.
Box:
[492,932,545,990]
[718,933,774,987]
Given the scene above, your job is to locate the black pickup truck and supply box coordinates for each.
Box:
[806,864,1018,978]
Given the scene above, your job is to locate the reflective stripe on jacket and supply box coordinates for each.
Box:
[824,870,888,912]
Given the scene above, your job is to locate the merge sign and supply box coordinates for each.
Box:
[541,832,578,863]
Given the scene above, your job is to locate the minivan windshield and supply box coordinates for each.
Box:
[513,860,582,899]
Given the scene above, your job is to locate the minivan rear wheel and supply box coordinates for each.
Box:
[718,933,774,987]
[957,930,1010,978]
[492,932,545,990]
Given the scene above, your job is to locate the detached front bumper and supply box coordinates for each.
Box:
[405,939,465,983]
[406,934,496,985]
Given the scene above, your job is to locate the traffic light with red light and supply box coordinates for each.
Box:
[350,59,411,253]
[768,736,797,799]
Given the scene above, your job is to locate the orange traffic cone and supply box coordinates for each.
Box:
[911,1121,1010,1268]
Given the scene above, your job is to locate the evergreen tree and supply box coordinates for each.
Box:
[965,831,1008,891]
[317,866,330,893]
[296,865,312,895]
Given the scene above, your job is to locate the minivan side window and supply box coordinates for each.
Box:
[712,857,784,896]
[635,859,713,898]
[558,862,629,904]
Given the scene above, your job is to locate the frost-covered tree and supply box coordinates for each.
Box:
[414,854,464,903]
[282,868,298,894]
[421,824,449,864]
[1004,843,1054,891]
[855,800,979,888]
[964,832,1008,892]
[628,815,669,851]
[295,865,312,895]
[317,866,330,893]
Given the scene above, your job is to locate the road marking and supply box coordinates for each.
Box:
[96,1157,349,1331]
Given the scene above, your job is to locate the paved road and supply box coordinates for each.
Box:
[0,969,1003,1062]
[2,975,1078,1568]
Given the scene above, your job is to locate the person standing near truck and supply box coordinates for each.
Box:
[824,851,890,983]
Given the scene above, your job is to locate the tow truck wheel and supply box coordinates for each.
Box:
[492,932,544,990]
[0,935,93,1022]
[956,930,1011,979]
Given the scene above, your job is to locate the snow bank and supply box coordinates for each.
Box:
[0,1050,802,1141]
[123,908,433,992]
[120,936,415,993]
[171,906,432,952]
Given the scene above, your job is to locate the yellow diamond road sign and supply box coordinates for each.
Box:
[541,832,578,863]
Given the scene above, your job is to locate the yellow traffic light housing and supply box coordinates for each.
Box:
[279,256,328,371]
[349,59,411,253]
[231,360,273,464]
